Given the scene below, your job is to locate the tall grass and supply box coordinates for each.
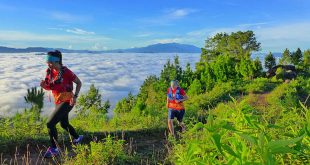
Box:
[170,81,310,164]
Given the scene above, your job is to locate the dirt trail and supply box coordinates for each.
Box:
[246,92,270,111]
[1,128,169,165]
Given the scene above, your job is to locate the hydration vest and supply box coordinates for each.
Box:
[167,87,183,101]
[44,66,73,92]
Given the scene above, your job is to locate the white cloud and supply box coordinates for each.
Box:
[150,38,183,44]
[255,22,310,51]
[134,32,154,38]
[167,9,196,19]
[0,30,107,42]
[66,28,95,35]
[187,28,212,37]
[0,30,110,49]
[0,53,200,117]
[238,22,268,27]
[91,43,108,50]
[185,21,310,52]
[138,8,197,26]
[50,11,91,23]
[255,22,310,40]
[47,27,64,31]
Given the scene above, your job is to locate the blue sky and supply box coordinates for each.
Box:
[0,0,309,52]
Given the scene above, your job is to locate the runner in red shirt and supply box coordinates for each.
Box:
[166,80,188,137]
[40,50,83,158]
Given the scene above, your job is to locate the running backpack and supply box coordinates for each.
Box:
[167,87,183,101]
[45,66,73,92]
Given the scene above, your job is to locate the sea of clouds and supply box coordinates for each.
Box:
[0,53,200,117]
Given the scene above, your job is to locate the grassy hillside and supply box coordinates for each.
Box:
[0,31,309,164]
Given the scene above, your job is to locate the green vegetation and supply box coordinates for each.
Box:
[264,52,276,70]
[280,48,291,65]
[0,30,309,164]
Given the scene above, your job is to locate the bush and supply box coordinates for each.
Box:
[68,135,130,164]
[244,78,276,93]
[275,67,285,80]
[170,97,310,164]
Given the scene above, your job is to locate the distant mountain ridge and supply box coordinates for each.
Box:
[0,43,201,53]
[106,43,201,53]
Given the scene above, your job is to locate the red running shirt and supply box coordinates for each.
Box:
[45,67,76,104]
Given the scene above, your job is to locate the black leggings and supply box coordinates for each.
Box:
[47,102,79,148]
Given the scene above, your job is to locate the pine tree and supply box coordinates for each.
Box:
[24,87,44,112]
[303,49,310,71]
[279,48,291,65]
[237,57,255,80]
[264,52,276,70]
[187,79,203,95]
[174,56,183,81]
[212,55,236,82]
[77,84,108,115]
[253,57,263,78]
[199,63,215,91]
[291,48,303,66]
[114,92,135,114]
[181,63,194,89]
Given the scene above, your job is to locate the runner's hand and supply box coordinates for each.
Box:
[40,80,47,89]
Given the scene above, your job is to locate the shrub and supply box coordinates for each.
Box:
[68,135,130,164]
[244,78,276,93]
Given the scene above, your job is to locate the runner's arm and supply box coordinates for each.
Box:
[181,95,188,102]
[177,95,188,102]
[73,76,82,97]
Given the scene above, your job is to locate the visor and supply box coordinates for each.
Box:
[46,55,60,62]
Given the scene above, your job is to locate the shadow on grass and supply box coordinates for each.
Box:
[1,127,171,164]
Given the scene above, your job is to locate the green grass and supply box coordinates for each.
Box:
[169,80,310,165]
[1,73,309,164]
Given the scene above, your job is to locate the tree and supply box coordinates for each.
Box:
[253,57,263,78]
[77,84,108,115]
[174,56,183,81]
[291,48,303,66]
[202,63,215,91]
[211,55,237,82]
[132,75,159,113]
[204,30,261,59]
[303,49,310,71]
[196,31,261,84]
[187,79,203,95]
[160,56,181,84]
[103,100,111,112]
[181,63,194,89]
[24,87,45,121]
[264,52,276,70]
[24,87,44,112]
[114,92,136,114]
[279,48,291,65]
[237,57,255,80]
